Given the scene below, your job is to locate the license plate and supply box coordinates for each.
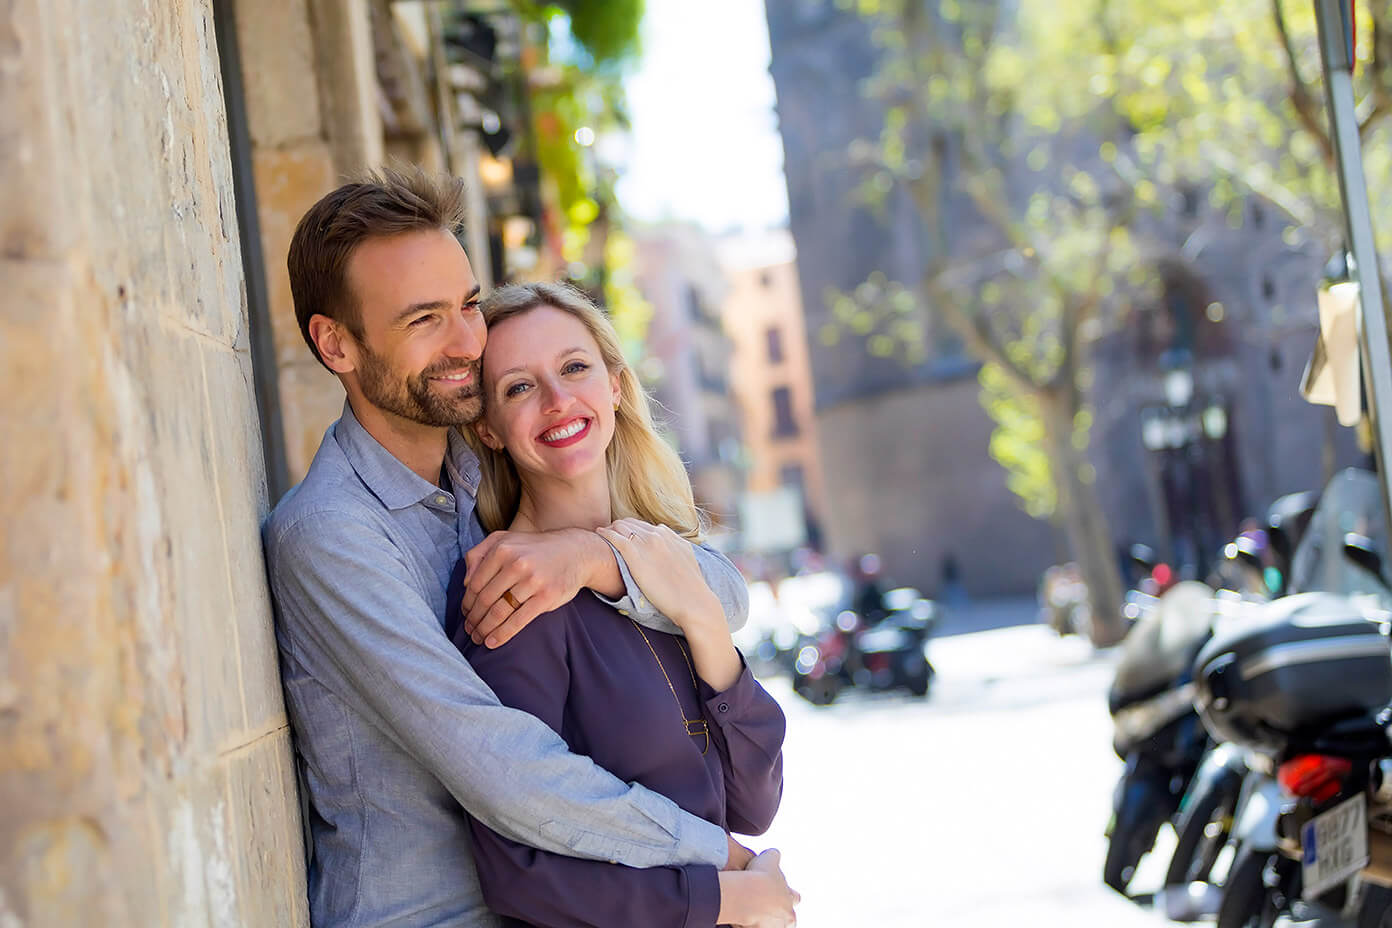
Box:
[1301,794,1369,899]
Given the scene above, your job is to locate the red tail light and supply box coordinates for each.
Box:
[1278,754,1354,803]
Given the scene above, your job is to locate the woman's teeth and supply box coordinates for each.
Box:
[541,420,586,442]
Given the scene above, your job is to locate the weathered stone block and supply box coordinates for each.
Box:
[201,341,285,730]
[277,359,346,485]
[221,733,310,927]
[235,0,323,148]
[251,141,339,365]
[128,329,250,755]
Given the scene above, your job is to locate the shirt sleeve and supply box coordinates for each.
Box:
[596,538,750,636]
[265,508,728,870]
[460,610,721,928]
[701,661,787,837]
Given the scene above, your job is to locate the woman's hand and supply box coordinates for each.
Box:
[717,849,800,928]
[597,518,742,690]
[595,519,722,632]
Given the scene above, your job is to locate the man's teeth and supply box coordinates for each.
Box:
[436,371,471,382]
[542,420,586,442]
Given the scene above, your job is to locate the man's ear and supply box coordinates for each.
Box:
[472,418,504,452]
[308,314,356,374]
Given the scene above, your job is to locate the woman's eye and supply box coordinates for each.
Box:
[504,381,530,398]
[563,361,589,375]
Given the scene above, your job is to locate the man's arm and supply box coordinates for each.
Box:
[265,509,728,869]
[460,527,749,646]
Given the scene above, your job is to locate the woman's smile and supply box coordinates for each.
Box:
[537,417,592,447]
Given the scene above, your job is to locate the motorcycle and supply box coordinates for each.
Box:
[1103,578,1218,895]
[1190,472,1392,926]
[1160,492,1321,919]
[790,587,937,705]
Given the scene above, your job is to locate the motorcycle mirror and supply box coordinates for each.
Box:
[1128,543,1158,573]
[1344,532,1386,580]
[1223,536,1264,572]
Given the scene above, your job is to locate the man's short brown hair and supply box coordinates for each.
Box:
[287,166,468,368]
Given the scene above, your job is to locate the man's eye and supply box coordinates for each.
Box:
[410,315,435,327]
[463,300,480,313]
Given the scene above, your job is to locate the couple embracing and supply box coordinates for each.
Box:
[263,168,799,928]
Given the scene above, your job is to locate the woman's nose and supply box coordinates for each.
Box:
[539,378,574,414]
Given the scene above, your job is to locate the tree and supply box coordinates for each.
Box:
[830,0,1186,645]
[1100,0,1392,259]
[830,0,1392,644]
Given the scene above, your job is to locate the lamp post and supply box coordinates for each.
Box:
[1141,353,1230,575]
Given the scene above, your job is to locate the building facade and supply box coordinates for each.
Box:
[3,2,535,923]
[719,230,829,552]
[634,225,745,536]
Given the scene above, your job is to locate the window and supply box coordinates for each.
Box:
[771,387,799,438]
[766,326,785,363]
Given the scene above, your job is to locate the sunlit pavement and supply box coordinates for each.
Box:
[752,604,1173,927]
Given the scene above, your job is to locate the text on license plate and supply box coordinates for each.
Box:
[1301,793,1369,900]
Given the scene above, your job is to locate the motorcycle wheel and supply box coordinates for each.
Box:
[1104,772,1169,895]
[1217,847,1280,928]
[1164,771,1240,889]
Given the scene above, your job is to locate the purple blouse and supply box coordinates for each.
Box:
[449,585,786,928]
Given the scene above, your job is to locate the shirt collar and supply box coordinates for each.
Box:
[334,400,480,511]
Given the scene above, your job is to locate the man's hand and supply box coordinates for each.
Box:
[716,849,800,928]
[724,834,756,872]
[461,529,617,647]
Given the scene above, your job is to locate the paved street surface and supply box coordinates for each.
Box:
[752,599,1173,927]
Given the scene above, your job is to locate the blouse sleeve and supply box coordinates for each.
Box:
[701,660,787,836]
[456,608,722,928]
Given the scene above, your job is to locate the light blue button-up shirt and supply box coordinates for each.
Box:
[264,402,746,927]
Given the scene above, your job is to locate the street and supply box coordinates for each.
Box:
[753,601,1172,927]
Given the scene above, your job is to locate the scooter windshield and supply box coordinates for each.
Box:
[1289,467,1388,599]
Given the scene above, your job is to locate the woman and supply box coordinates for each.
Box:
[448,282,794,927]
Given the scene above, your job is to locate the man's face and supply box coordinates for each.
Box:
[344,228,487,427]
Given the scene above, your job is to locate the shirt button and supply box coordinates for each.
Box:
[618,609,629,616]
[637,597,647,608]
[435,496,448,505]
[718,702,729,713]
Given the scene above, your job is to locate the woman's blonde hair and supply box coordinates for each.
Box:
[466,281,706,541]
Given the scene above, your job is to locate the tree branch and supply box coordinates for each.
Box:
[923,268,1038,392]
[1271,0,1337,166]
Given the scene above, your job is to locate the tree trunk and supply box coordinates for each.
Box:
[1040,392,1127,646]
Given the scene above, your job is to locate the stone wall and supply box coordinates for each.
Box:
[1,2,307,924]
[816,381,1058,598]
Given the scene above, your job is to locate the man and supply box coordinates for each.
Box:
[263,168,793,927]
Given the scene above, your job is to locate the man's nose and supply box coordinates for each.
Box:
[444,311,484,359]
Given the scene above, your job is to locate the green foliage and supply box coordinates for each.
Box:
[505,0,654,343]
[979,362,1056,519]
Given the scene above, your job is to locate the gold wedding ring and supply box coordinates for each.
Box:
[502,590,521,610]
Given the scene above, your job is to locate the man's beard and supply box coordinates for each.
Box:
[356,347,483,427]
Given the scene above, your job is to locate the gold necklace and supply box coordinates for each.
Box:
[629,620,710,755]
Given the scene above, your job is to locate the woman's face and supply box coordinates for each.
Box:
[476,305,621,484]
